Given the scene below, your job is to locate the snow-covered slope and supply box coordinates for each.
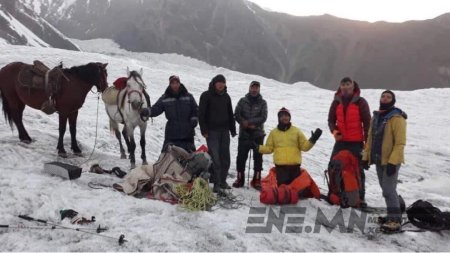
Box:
[0,42,449,251]
[0,0,79,50]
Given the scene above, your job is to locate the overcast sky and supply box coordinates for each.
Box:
[247,0,450,22]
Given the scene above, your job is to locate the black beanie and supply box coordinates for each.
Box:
[212,74,226,85]
[380,90,396,110]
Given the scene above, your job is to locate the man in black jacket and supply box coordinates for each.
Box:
[199,74,236,193]
[140,75,198,152]
[233,81,267,190]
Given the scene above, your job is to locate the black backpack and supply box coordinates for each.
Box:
[406,200,450,231]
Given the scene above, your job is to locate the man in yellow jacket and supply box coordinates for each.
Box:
[362,90,407,233]
[257,107,322,185]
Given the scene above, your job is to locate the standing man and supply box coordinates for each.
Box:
[362,90,407,233]
[140,75,198,152]
[199,74,236,193]
[328,77,371,206]
[233,81,267,190]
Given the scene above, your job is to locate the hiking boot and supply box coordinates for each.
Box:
[359,200,368,208]
[232,171,245,188]
[250,171,262,191]
[380,221,401,233]
[220,182,231,190]
[213,184,221,193]
[377,216,388,225]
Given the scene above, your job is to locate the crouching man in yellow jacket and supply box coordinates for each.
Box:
[256,107,322,185]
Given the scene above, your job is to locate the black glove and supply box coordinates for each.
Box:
[361,160,370,170]
[249,141,258,151]
[309,128,322,144]
[140,107,151,118]
[386,163,397,176]
[190,118,198,129]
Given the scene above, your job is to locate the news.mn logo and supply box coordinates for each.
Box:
[245,206,378,234]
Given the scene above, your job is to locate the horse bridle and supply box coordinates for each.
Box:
[97,68,108,92]
[124,75,147,111]
[125,89,144,104]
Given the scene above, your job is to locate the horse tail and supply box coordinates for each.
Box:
[0,90,14,129]
[109,119,114,133]
[109,118,119,134]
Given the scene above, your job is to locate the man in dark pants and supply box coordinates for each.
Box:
[140,75,198,152]
[233,81,267,190]
[362,90,407,232]
[328,77,371,207]
[198,74,236,193]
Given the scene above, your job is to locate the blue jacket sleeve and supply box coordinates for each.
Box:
[150,95,165,117]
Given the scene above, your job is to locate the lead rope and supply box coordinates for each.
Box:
[79,94,100,166]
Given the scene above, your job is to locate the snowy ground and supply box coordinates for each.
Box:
[0,41,449,251]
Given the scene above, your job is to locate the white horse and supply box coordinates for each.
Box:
[106,68,149,169]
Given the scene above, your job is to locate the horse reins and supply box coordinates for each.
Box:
[79,93,101,166]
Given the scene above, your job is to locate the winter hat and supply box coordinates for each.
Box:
[250,81,260,87]
[169,75,180,83]
[380,90,396,110]
[278,107,291,118]
[381,90,396,103]
[340,77,353,85]
[211,74,226,85]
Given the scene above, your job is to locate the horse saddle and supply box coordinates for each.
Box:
[17,60,67,97]
[101,86,120,105]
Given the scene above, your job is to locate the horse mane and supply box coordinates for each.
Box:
[128,71,141,81]
[128,70,145,88]
[64,63,100,85]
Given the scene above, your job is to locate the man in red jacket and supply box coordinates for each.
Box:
[328,77,371,206]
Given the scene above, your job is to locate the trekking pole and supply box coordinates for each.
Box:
[1,224,58,230]
[18,215,126,245]
[18,215,107,233]
[247,149,252,189]
[1,224,105,232]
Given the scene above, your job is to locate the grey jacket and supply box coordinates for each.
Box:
[234,93,268,140]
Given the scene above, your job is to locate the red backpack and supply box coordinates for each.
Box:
[324,150,361,208]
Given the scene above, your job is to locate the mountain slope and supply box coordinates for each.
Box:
[21,0,450,90]
[0,42,449,251]
[0,0,79,50]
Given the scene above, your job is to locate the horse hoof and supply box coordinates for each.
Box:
[142,161,148,165]
[20,139,32,144]
[74,152,83,157]
[120,154,127,159]
[58,152,68,158]
[130,163,136,170]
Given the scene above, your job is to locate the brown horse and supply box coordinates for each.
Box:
[0,61,108,157]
